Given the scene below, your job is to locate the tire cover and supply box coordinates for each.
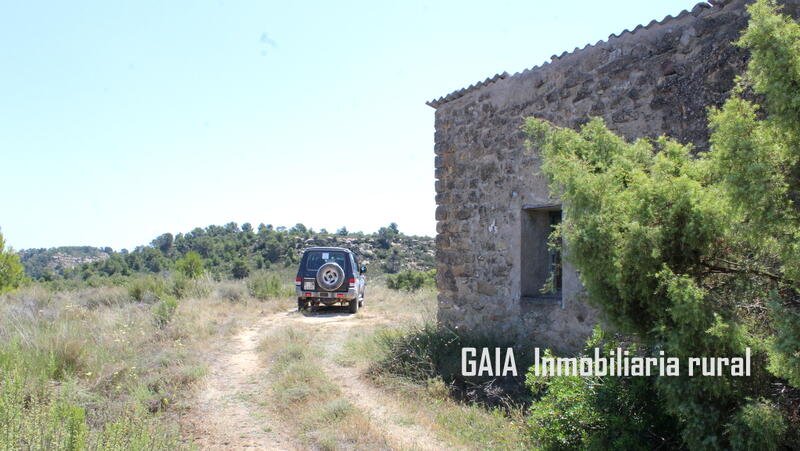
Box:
[316,262,345,291]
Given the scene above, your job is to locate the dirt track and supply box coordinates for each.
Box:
[181,311,297,450]
[181,305,447,450]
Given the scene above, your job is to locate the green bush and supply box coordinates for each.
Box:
[725,400,787,451]
[369,320,531,405]
[524,2,800,446]
[231,258,250,279]
[524,327,680,450]
[175,251,204,279]
[247,271,293,300]
[168,274,190,299]
[386,269,436,292]
[0,230,25,294]
[127,276,165,303]
[152,296,178,328]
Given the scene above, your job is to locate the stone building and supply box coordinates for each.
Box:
[428,0,800,352]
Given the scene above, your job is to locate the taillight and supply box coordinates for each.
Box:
[348,277,355,285]
[295,276,301,286]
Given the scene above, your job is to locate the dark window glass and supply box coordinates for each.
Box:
[306,251,347,271]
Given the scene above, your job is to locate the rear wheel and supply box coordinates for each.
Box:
[297,298,306,311]
[348,298,359,314]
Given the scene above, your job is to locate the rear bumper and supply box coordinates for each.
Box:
[296,287,357,301]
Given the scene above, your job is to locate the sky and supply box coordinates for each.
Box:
[1,0,699,251]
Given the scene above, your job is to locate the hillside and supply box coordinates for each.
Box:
[18,246,110,280]
[21,222,434,281]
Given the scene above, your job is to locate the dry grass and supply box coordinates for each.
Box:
[0,271,531,449]
[337,285,533,450]
[258,326,392,450]
[0,273,293,450]
[256,282,530,450]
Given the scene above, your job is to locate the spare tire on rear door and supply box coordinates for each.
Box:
[316,262,345,291]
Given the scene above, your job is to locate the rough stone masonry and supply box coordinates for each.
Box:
[428,0,800,352]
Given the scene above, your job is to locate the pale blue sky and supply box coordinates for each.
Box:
[2,0,698,250]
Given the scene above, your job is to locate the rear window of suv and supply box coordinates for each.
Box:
[305,251,347,271]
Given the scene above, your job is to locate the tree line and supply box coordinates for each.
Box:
[16,222,434,284]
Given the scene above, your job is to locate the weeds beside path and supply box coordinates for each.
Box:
[282,307,450,450]
[317,318,449,451]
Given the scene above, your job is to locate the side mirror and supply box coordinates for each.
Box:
[360,265,367,274]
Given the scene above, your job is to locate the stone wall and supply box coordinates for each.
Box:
[430,0,800,352]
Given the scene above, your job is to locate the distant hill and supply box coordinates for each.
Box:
[19,246,110,280]
[21,222,434,281]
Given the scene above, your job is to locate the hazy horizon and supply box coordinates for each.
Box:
[2,0,698,250]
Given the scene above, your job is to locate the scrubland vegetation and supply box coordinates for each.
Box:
[0,268,294,450]
[385,269,436,292]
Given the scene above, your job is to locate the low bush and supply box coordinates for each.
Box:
[175,251,204,279]
[725,400,787,451]
[386,269,436,292]
[369,320,531,406]
[127,276,165,303]
[231,258,250,279]
[152,296,178,328]
[216,281,247,302]
[524,327,681,450]
[168,274,190,299]
[247,271,293,300]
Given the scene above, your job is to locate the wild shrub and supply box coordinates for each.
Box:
[725,400,787,451]
[247,271,293,300]
[168,274,190,299]
[81,286,129,309]
[0,230,25,294]
[127,276,165,303]
[386,269,436,292]
[216,281,247,302]
[524,327,681,450]
[152,296,178,328]
[175,251,204,279]
[231,258,250,279]
[369,320,531,405]
[183,274,213,299]
[525,1,800,446]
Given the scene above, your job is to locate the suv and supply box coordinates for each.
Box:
[295,247,366,313]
